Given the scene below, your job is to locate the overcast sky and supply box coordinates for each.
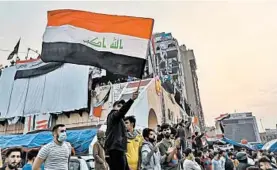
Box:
[1,1,277,131]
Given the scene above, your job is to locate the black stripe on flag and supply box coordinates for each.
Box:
[41,42,146,78]
[14,62,63,79]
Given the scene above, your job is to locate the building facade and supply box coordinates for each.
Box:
[222,112,261,143]
[260,128,277,144]
[179,45,205,130]
[150,32,191,123]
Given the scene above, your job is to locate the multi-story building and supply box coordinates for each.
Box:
[260,128,277,144]
[179,45,205,130]
[150,32,188,122]
[221,112,261,143]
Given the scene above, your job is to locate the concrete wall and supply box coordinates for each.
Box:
[0,122,24,134]
[147,79,163,125]
[180,46,197,114]
[260,130,277,144]
[163,89,181,125]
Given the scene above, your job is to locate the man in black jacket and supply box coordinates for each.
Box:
[194,132,205,151]
[105,91,138,170]
[225,152,235,170]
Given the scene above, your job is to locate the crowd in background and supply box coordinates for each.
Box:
[100,91,277,170]
[1,92,277,170]
[96,114,277,170]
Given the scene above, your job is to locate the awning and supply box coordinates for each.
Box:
[0,128,97,155]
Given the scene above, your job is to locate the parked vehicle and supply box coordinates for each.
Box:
[69,156,94,170]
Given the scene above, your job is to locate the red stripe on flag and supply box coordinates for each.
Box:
[36,120,48,124]
[16,56,40,64]
[36,124,48,129]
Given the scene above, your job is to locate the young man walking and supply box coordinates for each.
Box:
[33,124,72,170]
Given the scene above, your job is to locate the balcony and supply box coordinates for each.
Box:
[155,50,178,60]
[155,40,178,54]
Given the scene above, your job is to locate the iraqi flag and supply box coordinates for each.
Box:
[15,57,63,79]
[41,9,154,78]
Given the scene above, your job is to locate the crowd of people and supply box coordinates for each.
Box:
[99,91,277,170]
[1,92,277,170]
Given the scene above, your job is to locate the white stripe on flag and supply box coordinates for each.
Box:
[43,25,149,59]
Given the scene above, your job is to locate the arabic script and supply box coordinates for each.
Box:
[83,37,123,49]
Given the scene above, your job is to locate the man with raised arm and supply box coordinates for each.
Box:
[105,91,139,170]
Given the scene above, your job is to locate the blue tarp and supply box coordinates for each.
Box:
[262,139,277,152]
[254,143,264,150]
[222,137,245,147]
[0,129,97,154]
[222,137,255,150]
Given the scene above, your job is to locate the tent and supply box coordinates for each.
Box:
[0,128,97,155]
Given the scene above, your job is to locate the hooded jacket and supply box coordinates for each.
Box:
[140,140,162,170]
[126,129,144,170]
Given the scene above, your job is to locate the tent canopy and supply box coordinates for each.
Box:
[262,139,277,152]
[0,129,97,155]
[222,137,255,150]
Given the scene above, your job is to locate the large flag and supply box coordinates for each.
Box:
[14,57,63,79]
[41,9,154,78]
[215,113,230,134]
[7,39,20,60]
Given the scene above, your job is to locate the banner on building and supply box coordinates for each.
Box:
[24,113,51,134]
[154,32,173,43]
[214,144,234,151]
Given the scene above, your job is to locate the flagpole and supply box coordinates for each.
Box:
[26,48,30,60]
[136,79,142,92]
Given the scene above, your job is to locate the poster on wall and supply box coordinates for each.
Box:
[90,85,112,119]
[113,82,128,101]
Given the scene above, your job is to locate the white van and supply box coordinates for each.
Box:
[69,125,107,170]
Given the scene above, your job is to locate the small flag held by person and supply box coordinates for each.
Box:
[7,38,20,60]
[41,9,154,78]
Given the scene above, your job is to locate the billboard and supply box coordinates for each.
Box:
[154,32,173,43]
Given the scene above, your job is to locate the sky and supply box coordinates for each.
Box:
[1,0,277,131]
